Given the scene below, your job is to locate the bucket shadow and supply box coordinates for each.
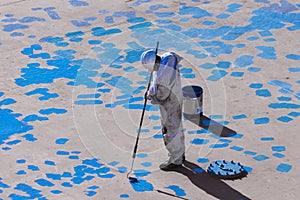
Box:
[184,114,237,137]
[168,160,251,200]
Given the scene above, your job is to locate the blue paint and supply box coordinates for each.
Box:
[253,155,269,161]
[22,134,37,142]
[46,173,61,180]
[231,72,244,77]
[269,103,300,109]
[247,36,259,41]
[130,179,153,192]
[25,88,59,101]
[178,6,213,18]
[261,137,275,141]
[234,55,254,67]
[56,138,69,145]
[6,139,22,145]
[71,20,90,27]
[216,61,231,69]
[277,96,292,101]
[258,30,272,37]
[165,185,186,197]
[286,54,300,60]
[88,40,101,45]
[0,181,10,188]
[69,0,88,7]
[105,16,114,24]
[10,32,25,37]
[273,153,285,158]
[264,38,276,42]
[0,98,16,106]
[248,67,261,72]
[23,114,48,122]
[276,163,292,173]
[57,151,70,155]
[232,114,247,120]
[28,165,39,171]
[1,17,18,23]
[3,24,29,32]
[155,12,175,18]
[0,108,33,144]
[149,4,168,10]
[268,80,292,89]
[118,166,128,173]
[190,138,209,145]
[133,169,151,177]
[206,69,228,81]
[254,117,270,124]
[153,134,163,139]
[16,170,26,175]
[19,16,45,23]
[256,89,271,97]
[256,46,277,60]
[44,160,56,166]
[44,7,61,20]
[272,146,286,152]
[277,116,293,123]
[74,100,103,105]
[69,155,79,160]
[266,0,298,12]
[16,159,26,164]
[141,162,152,167]
[230,146,244,151]
[13,183,42,199]
[149,115,160,120]
[197,158,209,163]
[51,190,62,194]
[202,20,216,26]
[61,172,72,178]
[244,151,257,156]
[39,108,67,115]
[226,3,242,13]
[120,194,129,198]
[77,94,101,99]
[216,14,230,19]
[85,191,97,197]
[61,182,73,187]
[127,17,145,23]
[288,67,300,73]
[209,143,229,148]
[136,153,148,158]
[288,112,300,117]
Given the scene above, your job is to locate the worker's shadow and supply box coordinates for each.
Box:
[169,160,251,200]
[184,114,237,137]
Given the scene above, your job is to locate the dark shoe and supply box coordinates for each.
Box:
[182,154,185,162]
[159,161,182,171]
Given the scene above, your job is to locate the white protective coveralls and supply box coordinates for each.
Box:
[141,50,185,166]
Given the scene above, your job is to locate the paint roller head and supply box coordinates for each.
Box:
[128,176,138,183]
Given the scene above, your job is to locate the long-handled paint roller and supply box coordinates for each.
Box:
[127,41,159,180]
[126,43,189,200]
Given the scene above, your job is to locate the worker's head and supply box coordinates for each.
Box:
[141,49,161,71]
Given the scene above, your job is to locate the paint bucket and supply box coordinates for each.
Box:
[182,85,203,117]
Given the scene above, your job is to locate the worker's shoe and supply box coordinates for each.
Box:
[159,161,182,171]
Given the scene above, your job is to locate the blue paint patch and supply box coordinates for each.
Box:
[13,183,42,199]
[136,153,148,158]
[244,151,257,156]
[25,88,59,101]
[74,100,103,105]
[206,69,228,81]
[6,139,22,145]
[202,20,216,26]
[178,6,213,19]
[57,151,69,155]
[216,14,230,19]
[39,108,67,115]
[61,182,73,187]
[35,178,54,187]
[277,116,293,123]
[197,158,209,163]
[256,89,271,97]
[44,160,56,166]
[288,112,300,117]
[253,155,269,161]
[276,163,292,173]
[130,179,153,192]
[16,170,26,175]
[286,54,300,60]
[133,169,151,177]
[141,162,152,167]
[153,134,163,139]
[248,67,261,72]
[254,117,270,124]
[231,72,244,77]
[234,55,254,67]
[247,36,259,41]
[0,98,16,106]
[22,134,37,142]
[56,138,69,145]
[256,46,277,60]
[120,194,129,198]
[268,80,292,89]
[3,24,29,32]
[273,153,285,158]
[23,114,48,122]
[16,159,26,164]
[71,20,90,27]
[28,165,40,171]
[269,103,300,109]
[51,190,62,194]
[190,138,209,145]
[44,7,61,20]
[261,137,274,141]
[232,114,247,120]
[209,143,229,148]
[230,146,244,151]
[46,173,61,180]
[226,3,242,13]
[69,0,88,7]
[277,96,292,101]
[249,83,263,89]
[11,32,25,37]
[272,146,286,152]
[165,185,186,197]
[288,67,300,72]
